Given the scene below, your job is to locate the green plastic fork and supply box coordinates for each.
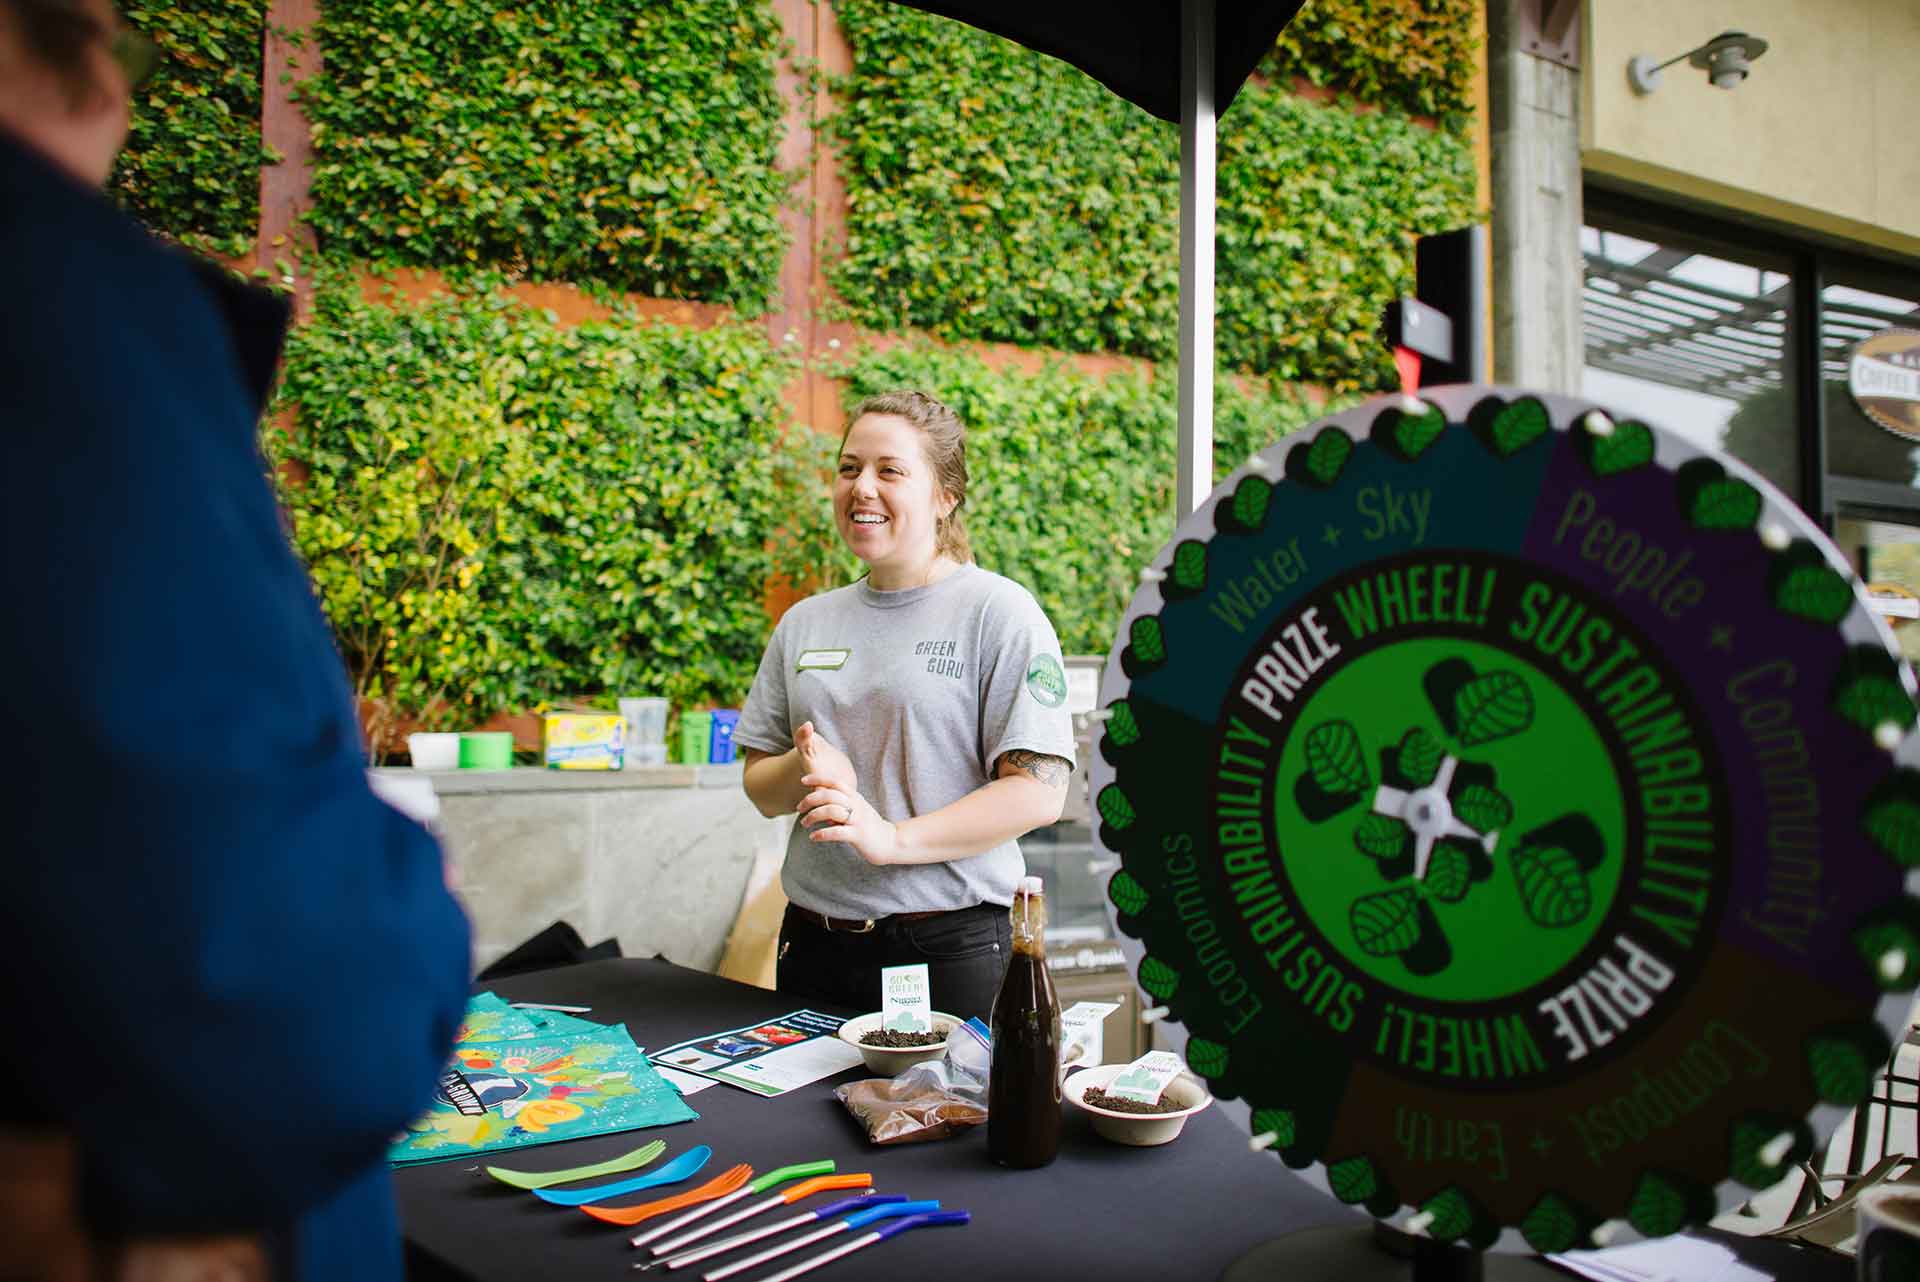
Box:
[484,1140,667,1190]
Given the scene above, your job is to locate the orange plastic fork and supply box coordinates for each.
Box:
[580,1164,754,1227]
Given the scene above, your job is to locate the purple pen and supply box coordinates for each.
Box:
[635,1194,896,1273]
[698,1201,942,1282]
[755,1211,971,1282]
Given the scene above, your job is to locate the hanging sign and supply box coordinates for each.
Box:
[1849,328,1920,442]
[1092,386,1920,1253]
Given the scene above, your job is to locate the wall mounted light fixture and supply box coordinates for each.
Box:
[1628,31,1770,95]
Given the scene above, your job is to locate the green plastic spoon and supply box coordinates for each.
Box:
[485,1139,667,1190]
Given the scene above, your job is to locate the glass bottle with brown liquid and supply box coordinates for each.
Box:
[988,875,1062,1168]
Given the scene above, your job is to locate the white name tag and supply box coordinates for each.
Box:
[795,648,851,672]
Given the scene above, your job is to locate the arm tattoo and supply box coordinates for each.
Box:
[1001,749,1072,789]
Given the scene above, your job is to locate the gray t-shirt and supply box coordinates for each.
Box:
[736,564,1077,919]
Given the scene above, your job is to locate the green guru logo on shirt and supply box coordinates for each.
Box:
[1025,653,1067,707]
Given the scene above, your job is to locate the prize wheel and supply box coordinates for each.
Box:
[1090,386,1920,1252]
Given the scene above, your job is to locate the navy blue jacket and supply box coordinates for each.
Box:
[0,131,471,1279]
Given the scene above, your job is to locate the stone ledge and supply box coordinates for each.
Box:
[373,763,744,795]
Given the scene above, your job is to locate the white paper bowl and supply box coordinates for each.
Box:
[407,732,461,771]
[835,1011,962,1074]
[1064,1063,1213,1146]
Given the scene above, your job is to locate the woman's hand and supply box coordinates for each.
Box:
[794,722,856,795]
[798,778,901,866]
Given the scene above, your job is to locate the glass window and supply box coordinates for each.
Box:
[1580,222,1799,497]
[1835,517,1920,664]
[1822,277,1920,489]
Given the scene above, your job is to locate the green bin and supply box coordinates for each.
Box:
[677,711,714,765]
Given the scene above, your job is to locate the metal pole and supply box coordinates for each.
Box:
[1176,0,1216,522]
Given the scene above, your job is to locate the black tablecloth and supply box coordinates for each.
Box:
[394,958,1850,1282]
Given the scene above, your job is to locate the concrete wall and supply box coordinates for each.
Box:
[1584,0,1920,256]
[1490,0,1585,392]
[378,765,788,974]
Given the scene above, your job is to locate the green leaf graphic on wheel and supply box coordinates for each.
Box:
[1396,727,1442,787]
[1250,1108,1296,1148]
[1354,813,1410,861]
[1453,784,1514,833]
[1453,672,1532,746]
[1306,721,1369,795]
[1584,419,1655,476]
[1186,1038,1228,1078]
[1293,658,1601,978]
[1511,844,1593,928]
[1108,871,1150,917]
[1327,1156,1379,1204]
[1138,955,1180,1000]
[1352,888,1424,957]
[1424,844,1471,903]
[1628,1172,1688,1238]
[1521,1194,1583,1254]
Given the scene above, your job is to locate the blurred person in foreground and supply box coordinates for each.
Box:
[0,2,471,1279]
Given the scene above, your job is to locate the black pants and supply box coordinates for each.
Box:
[775,902,1012,1022]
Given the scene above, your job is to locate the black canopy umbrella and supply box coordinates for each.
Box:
[887,0,1310,517]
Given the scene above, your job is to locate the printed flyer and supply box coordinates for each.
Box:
[650,1010,862,1097]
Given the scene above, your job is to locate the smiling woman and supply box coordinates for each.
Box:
[735,390,1079,1019]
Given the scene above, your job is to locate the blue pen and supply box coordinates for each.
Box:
[696,1201,941,1281]
[636,1194,898,1273]
[756,1211,971,1282]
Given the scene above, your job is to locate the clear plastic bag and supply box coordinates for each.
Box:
[834,1018,991,1144]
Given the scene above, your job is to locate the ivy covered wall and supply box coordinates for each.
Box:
[296,0,789,311]
[103,0,1482,731]
[111,0,273,258]
[830,0,1478,394]
[1265,0,1480,131]
[267,273,821,745]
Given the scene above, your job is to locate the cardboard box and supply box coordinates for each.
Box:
[542,713,627,770]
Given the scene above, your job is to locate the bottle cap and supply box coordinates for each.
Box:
[1019,875,1044,896]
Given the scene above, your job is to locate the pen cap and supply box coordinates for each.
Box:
[844,1200,939,1229]
[874,1211,972,1240]
[816,1193,899,1218]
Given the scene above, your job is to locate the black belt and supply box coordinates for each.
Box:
[788,903,989,934]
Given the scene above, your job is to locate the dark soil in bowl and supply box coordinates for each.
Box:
[1083,1086,1186,1114]
[860,1028,945,1048]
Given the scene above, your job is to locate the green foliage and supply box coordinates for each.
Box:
[837,341,1332,653]
[111,0,271,256]
[298,0,788,310]
[1264,0,1480,132]
[265,266,819,741]
[829,1,1477,393]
